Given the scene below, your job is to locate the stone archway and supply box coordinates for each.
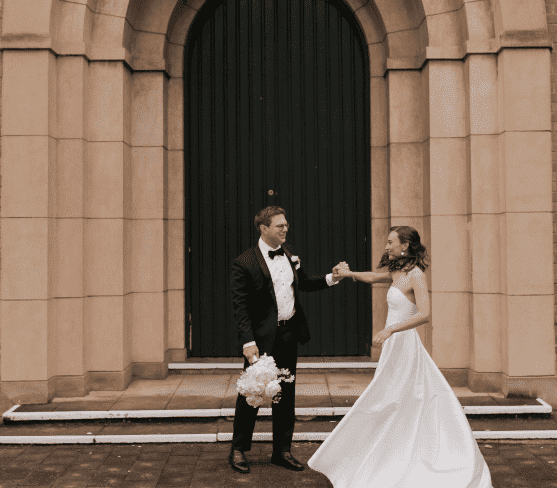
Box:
[0,0,554,406]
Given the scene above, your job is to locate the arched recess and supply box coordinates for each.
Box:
[184,0,372,357]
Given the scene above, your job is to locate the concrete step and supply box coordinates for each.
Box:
[3,417,557,444]
[3,397,552,423]
[169,357,378,375]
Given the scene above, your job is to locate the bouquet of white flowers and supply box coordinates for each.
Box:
[236,353,295,408]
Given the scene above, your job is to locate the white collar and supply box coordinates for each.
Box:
[259,237,281,254]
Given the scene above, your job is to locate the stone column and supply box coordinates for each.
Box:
[128,71,168,379]
[496,48,555,395]
[465,54,502,391]
[0,50,58,403]
[166,52,186,362]
[370,44,389,362]
[425,60,470,387]
[52,56,88,397]
[84,61,132,391]
[386,68,430,352]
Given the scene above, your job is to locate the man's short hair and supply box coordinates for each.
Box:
[254,206,286,234]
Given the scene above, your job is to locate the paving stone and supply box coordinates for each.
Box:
[458,396,500,406]
[54,402,117,412]
[15,404,58,413]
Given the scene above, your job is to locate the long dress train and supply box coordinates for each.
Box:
[307,286,493,487]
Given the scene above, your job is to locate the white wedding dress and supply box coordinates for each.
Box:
[307,286,493,487]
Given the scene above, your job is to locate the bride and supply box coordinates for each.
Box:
[307,226,493,487]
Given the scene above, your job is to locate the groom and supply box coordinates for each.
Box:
[229,205,348,474]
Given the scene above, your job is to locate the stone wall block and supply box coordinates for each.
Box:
[371,217,390,270]
[84,141,125,218]
[388,70,426,143]
[370,76,388,147]
[52,218,83,298]
[83,219,124,297]
[430,292,470,368]
[129,292,166,363]
[430,214,470,293]
[167,289,185,351]
[470,293,502,373]
[504,294,555,376]
[56,0,87,48]
[84,295,126,371]
[386,29,420,58]
[57,56,88,140]
[3,50,56,136]
[130,146,164,219]
[368,41,387,78]
[1,218,49,300]
[89,12,127,60]
[3,0,52,38]
[390,142,424,218]
[167,77,183,150]
[429,137,468,215]
[503,212,554,296]
[57,139,84,218]
[1,300,49,381]
[130,31,167,71]
[470,213,501,295]
[498,49,551,132]
[167,150,184,220]
[168,5,197,45]
[371,145,389,219]
[87,62,127,142]
[500,131,552,213]
[470,134,499,214]
[352,4,385,45]
[2,136,56,218]
[167,43,185,79]
[132,71,166,147]
[130,219,165,293]
[465,55,497,135]
[428,61,466,138]
[167,219,184,291]
[463,1,495,40]
[53,297,85,376]
[426,9,465,47]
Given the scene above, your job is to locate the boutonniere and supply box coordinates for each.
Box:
[291,255,301,270]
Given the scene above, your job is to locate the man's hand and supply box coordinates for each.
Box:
[243,345,259,366]
[333,262,351,282]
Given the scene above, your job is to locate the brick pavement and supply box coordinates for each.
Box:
[0,440,556,487]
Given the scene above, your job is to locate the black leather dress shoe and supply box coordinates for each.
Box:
[229,449,250,474]
[270,451,304,471]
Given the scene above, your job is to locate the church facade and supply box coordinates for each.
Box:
[0,0,555,408]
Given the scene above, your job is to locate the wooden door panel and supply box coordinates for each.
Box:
[186,0,370,357]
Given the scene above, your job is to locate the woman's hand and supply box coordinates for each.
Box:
[333,262,350,281]
[372,328,393,347]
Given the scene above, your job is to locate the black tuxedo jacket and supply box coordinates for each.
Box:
[231,243,332,356]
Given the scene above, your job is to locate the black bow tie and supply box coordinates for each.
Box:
[268,247,285,259]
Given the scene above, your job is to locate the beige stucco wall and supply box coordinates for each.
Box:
[0,0,554,406]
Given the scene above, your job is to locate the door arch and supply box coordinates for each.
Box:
[185,0,371,357]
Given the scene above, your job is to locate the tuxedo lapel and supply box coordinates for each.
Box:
[253,246,278,308]
[282,247,299,288]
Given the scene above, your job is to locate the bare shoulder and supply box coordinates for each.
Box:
[408,267,428,288]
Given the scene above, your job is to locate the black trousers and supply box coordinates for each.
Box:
[230,318,298,454]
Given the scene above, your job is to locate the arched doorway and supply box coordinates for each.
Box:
[185,0,371,357]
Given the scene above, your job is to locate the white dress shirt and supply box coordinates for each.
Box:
[243,238,338,350]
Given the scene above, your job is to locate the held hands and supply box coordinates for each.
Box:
[372,328,393,348]
[333,262,355,282]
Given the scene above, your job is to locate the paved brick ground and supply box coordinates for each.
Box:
[0,440,557,487]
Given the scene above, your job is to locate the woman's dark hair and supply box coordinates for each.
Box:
[377,226,430,273]
[254,206,286,233]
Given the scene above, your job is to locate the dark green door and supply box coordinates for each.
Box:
[185,0,371,357]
